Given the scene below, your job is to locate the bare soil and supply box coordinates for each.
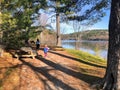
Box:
[0,49,105,90]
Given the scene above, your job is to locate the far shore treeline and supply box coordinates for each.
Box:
[61,29,108,41]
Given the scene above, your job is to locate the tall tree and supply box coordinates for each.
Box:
[45,0,77,46]
[102,0,120,89]
[46,0,110,46]
[0,0,47,47]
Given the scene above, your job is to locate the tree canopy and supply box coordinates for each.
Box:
[45,0,110,23]
[0,0,110,48]
[0,0,47,48]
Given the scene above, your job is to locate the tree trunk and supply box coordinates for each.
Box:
[0,12,2,43]
[56,13,61,46]
[103,0,120,90]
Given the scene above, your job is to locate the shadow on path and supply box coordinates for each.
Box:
[48,50,106,69]
[19,58,77,90]
[36,56,102,84]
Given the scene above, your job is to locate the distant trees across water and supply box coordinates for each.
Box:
[61,29,108,41]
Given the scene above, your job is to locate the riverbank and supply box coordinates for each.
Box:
[62,40,108,60]
[61,29,108,40]
[66,49,106,67]
[0,48,106,90]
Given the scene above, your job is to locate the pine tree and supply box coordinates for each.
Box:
[0,0,47,48]
[46,0,110,46]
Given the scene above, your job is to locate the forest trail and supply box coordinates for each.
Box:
[0,49,103,90]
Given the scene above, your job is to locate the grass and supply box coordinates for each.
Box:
[66,49,107,67]
[0,49,106,89]
[66,49,107,84]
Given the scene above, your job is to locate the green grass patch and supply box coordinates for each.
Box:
[66,49,106,67]
[66,49,107,85]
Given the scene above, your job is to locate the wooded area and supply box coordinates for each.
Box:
[61,29,108,40]
[1,0,120,90]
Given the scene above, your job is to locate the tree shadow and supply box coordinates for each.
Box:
[0,63,23,90]
[19,58,77,90]
[48,50,106,68]
[0,54,103,90]
[36,56,102,85]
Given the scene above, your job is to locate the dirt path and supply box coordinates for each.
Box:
[0,49,94,90]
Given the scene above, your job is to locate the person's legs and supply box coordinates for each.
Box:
[44,52,47,58]
[38,44,39,49]
[36,44,39,49]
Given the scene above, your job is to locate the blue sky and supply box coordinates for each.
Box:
[90,10,110,30]
[64,10,110,34]
[39,9,110,34]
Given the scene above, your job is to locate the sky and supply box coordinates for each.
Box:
[53,10,110,34]
[39,9,110,34]
[90,10,110,30]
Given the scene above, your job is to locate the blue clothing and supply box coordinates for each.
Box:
[44,47,48,53]
[36,41,40,44]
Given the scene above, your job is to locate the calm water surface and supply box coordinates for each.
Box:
[62,40,108,60]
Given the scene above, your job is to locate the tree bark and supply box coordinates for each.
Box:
[0,12,2,43]
[103,0,120,90]
[56,13,61,46]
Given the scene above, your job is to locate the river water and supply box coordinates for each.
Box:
[62,40,108,60]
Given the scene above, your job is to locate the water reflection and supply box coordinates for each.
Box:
[62,40,108,60]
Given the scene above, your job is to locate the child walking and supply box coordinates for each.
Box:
[43,44,49,58]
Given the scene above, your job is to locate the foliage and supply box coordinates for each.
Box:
[67,0,110,22]
[44,0,110,46]
[0,0,110,48]
[3,30,24,49]
[46,0,110,22]
[61,29,108,40]
[81,29,108,40]
[0,0,47,48]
